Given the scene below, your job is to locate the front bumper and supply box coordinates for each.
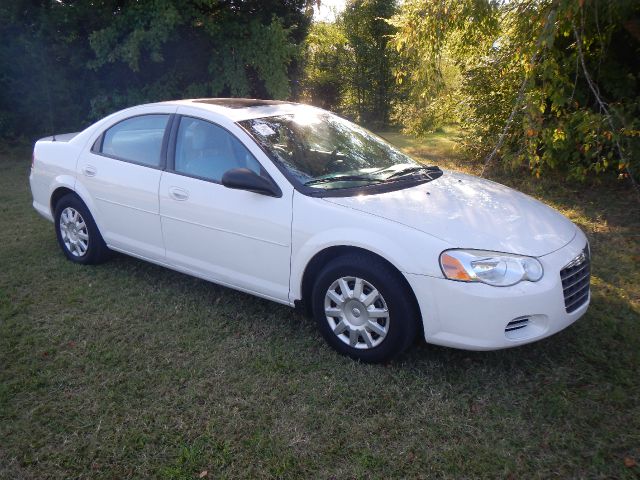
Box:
[406,229,590,350]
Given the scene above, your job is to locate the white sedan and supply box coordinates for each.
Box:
[29,99,590,362]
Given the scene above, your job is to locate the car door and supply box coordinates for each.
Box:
[159,114,293,303]
[77,109,174,261]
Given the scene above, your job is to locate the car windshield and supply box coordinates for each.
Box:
[239,111,436,190]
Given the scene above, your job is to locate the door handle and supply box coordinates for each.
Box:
[169,187,189,201]
[83,165,97,177]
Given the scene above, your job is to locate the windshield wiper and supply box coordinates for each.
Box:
[384,165,441,180]
[304,175,386,186]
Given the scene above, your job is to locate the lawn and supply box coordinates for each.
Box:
[1,134,639,479]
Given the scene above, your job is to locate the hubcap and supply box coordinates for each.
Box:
[324,276,389,349]
[59,207,89,257]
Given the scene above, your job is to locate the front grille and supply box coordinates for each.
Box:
[560,245,591,313]
[505,317,529,332]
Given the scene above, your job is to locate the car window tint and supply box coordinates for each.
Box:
[101,114,169,167]
[174,117,263,182]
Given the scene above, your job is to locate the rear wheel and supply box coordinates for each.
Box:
[54,194,110,264]
[312,253,418,363]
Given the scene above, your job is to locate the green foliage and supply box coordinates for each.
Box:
[389,0,498,97]
[341,0,398,127]
[387,0,498,135]
[301,0,398,127]
[301,22,351,111]
[0,1,312,139]
[390,0,640,181]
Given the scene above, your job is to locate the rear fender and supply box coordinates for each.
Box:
[49,176,105,234]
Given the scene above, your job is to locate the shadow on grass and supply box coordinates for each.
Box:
[102,247,638,386]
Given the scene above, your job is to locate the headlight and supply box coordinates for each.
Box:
[439,249,543,287]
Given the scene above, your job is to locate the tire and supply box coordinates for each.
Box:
[54,193,110,265]
[311,253,419,363]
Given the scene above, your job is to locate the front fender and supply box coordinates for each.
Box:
[289,194,450,301]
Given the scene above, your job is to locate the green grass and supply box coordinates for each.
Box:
[1,137,639,479]
[377,126,466,171]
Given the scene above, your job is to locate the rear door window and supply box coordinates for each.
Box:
[99,114,169,168]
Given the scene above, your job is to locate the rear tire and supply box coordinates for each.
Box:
[54,194,110,264]
[312,253,418,363]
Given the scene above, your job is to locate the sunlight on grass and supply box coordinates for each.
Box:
[377,126,469,172]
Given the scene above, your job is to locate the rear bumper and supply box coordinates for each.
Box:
[406,230,590,350]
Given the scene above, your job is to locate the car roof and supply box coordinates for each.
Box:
[154,98,320,122]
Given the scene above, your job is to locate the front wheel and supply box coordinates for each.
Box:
[54,194,110,264]
[312,254,419,363]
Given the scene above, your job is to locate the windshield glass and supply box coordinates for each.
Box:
[239,111,428,190]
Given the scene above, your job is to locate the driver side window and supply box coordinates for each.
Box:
[174,117,263,182]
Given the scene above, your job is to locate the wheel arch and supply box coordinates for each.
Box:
[50,186,76,214]
[298,245,422,331]
[50,182,105,235]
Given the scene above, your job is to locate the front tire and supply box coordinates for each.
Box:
[54,194,110,264]
[312,253,418,363]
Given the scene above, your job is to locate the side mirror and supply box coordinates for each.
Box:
[221,168,282,198]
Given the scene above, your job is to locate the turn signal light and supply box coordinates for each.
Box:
[440,253,472,281]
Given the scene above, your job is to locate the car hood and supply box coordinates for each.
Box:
[323,170,576,257]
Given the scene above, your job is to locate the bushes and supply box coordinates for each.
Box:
[301,0,398,128]
[389,0,640,182]
[0,0,311,140]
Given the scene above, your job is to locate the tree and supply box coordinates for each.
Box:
[0,0,313,139]
[390,0,640,182]
[341,0,397,127]
[387,0,499,135]
[301,0,398,127]
[300,21,351,111]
